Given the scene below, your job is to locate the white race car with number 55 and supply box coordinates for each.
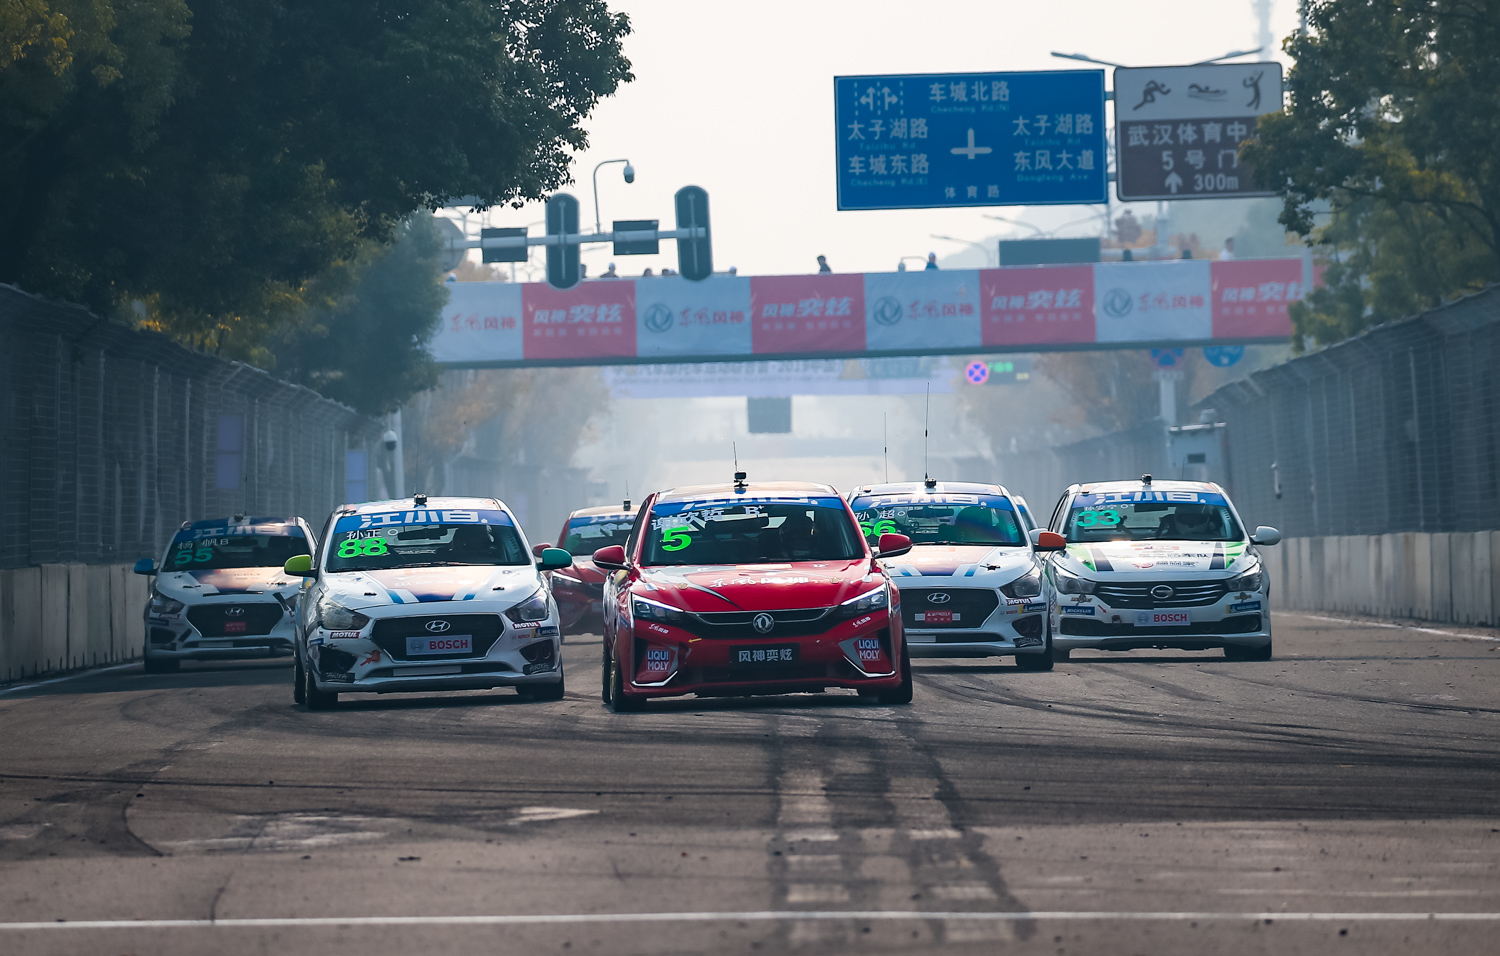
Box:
[1045,477,1281,661]
[284,495,573,709]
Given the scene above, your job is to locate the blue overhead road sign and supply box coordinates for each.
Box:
[834,71,1108,211]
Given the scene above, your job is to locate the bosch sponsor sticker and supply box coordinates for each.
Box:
[1135,610,1191,627]
[405,635,474,656]
[1228,600,1262,613]
[1061,605,1096,615]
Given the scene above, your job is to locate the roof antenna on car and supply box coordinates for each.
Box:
[623,479,631,512]
[413,492,428,506]
[733,442,748,490]
[922,384,937,490]
[883,412,889,483]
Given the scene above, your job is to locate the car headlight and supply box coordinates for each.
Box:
[1053,565,1097,595]
[839,583,889,617]
[631,595,691,626]
[999,566,1043,599]
[149,592,186,615]
[316,596,371,631]
[505,587,552,624]
[1227,560,1263,592]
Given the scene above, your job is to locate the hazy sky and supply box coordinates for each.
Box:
[451,0,1302,280]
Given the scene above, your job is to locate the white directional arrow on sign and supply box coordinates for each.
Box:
[950,128,993,160]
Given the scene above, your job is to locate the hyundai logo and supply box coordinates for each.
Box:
[752,613,775,634]
[223,606,245,618]
[425,620,452,633]
[927,592,952,604]
[1150,585,1175,600]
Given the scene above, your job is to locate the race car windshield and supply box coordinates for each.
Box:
[165,533,309,570]
[848,494,1025,547]
[642,497,863,566]
[1065,494,1244,542]
[326,509,528,571]
[562,516,633,555]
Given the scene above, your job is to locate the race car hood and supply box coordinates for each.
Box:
[321,565,542,610]
[155,567,298,599]
[1056,540,1253,578]
[560,557,607,586]
[635,560,878,613]
[880,544,1035,584]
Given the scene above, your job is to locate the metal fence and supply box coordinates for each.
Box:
[1200,285,1500,537]
[0,284,379,570]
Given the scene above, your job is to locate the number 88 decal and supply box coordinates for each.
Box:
[337,536,389,558]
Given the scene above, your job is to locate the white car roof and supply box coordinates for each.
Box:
[1076,479,1223,495]
[340,496,507,514]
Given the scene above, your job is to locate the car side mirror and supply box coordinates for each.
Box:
[532,542,552,558]
[875,532,912,559]
[133,558,156,576]
[592,544,628,570]
[537,547,572,571]
[283,554,317,577]
[1029,529,1066,552]
[1251,526,1282,546]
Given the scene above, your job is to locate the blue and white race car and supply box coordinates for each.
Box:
[285,495,573,709]
[847,481,1061,670]
[1044,477,1281,661]
[134,516,312,673]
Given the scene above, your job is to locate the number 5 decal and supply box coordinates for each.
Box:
[661,527,693,551]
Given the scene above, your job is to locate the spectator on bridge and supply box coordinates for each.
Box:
[1219,237,1236,260]
[925,252,939,271]
[641,267,654,277]
[601,262,619,279]
[817,255,831,274]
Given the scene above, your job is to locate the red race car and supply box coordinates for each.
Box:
[594,475,914,710]
[538,501,638,636]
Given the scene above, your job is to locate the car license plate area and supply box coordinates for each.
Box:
[730,644,799,667]
[393,664,462,677]
[1135,610,1191,627]
[914,610,960,624]
[199,640,233,648]
[222,621,248,635]
[405,635,474,656]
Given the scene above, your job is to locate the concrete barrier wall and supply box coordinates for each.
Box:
[1261,532,1500,626]
[0,564,148,682]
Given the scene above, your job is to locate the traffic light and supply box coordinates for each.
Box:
[674,186,712,281]
[545,193,580,289]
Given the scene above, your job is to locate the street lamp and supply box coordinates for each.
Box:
[931,234,995,267]
[592,158,635,236]
[896,255,928,272]
[981,214,1048,237]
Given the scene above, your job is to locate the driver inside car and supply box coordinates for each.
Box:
[1161,504,1219,540]
[777,511,818,559]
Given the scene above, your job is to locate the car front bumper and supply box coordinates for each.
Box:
[1051,595,1271,651]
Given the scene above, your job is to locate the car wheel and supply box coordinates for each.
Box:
[601,640,613,705]
[608,654,644,712]
[1225,641,1272,661]
[1016,648,1054,671]
[293,654,307,704]
[143,654,179,674]
[304,663,338,710]
[519,673,566,701]
[876,642,913,705]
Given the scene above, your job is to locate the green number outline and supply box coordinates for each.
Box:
[660,526,694,552]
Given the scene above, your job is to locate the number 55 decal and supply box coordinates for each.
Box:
[661,527,694,551]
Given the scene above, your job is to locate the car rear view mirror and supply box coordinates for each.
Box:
[1251,526,1282,546]
[283,554,316,577]
[537,547,572,571]
[592,545,628,570]
[132,557,156,576]
[1029,529,1066,552]
[875,532,912,559]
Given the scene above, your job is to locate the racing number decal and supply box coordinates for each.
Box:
[172,546,214,565]
[1075,510,1121,528]
[859,518,898,537]
[660,527,694,552]
[336,537,390,558]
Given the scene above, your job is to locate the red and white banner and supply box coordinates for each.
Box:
[431,258,1303,366]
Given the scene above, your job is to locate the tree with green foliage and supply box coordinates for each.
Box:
[1245,0,1500,348]
[1,0,631,371]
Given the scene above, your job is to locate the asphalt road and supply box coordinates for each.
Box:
[1,611,1498,955]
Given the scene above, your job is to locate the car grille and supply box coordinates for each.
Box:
[685,607,835,640]
[1093,580,1229,609]
[1060,614,1261,637]
[898,587,1000,629]
[370,614,504,661]
[187,603,284,636]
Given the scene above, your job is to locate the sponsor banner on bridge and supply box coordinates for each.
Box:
[429,258,1301,366]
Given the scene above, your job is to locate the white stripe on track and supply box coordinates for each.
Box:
[4,911,1500,931]
[1286,612,1500,642]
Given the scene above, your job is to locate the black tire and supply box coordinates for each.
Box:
[143,654,180,674]
[293,654,307,704]
[608,654,644,712]
[601,640,613,705]
[876,642,914,705]
[1016,648,1054,671]
[304,662,338,710]
[519,673,566,701]
[1225,641,1272,662]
